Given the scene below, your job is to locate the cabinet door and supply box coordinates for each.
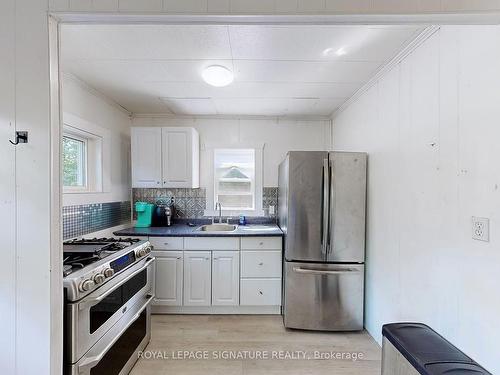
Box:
[154,252,183,306]
[183,251,211,306]
[162,128,199,188]
[131,127,162,188]
[212,251,239,306]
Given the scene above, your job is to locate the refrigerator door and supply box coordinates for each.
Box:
[282,151,329,262]
[283,261,364,331]
[327,152,367,263]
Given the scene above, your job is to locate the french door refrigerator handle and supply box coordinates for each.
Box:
[328,157,334,254]
[321,158,330,255]
[293,267,358,275]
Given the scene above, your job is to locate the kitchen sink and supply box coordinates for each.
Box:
[197,224,238,232]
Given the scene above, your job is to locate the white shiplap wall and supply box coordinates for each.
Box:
[62,75,132,206]
[5,1,500,374]
[333,26,500,374]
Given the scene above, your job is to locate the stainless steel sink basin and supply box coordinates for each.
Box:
[197,224,238,232]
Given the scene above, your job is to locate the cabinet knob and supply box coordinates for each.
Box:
[176,257,182,259]
[157,181,160,185]
[213,257,218,260]
[164,242,169,245]
[205,257,210,260]
[259,242,264,246]
[258,290,263,295]
[258,262,264,266]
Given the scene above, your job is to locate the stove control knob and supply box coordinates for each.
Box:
[137,248,147,258]
[145,245,152,253]
[93,273,105,284]
[80,279,95,292]
[103,268,115,278]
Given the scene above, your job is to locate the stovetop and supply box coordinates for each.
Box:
[63,237,153,301]
[63,237,142,277]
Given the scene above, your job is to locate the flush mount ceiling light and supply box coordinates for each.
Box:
[322,46,348,57]
[335,47,347,56]
[202,65,234,87]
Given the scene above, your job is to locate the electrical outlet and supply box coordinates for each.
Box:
[472,217,490,242]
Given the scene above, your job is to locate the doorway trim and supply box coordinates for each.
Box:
[47,11,500,374]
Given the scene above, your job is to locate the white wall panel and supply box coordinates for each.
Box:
[0,0,16,372]
[61,76,132,206]
[163,0,208,12]
[333,26,500,374]
[119,0,162,11]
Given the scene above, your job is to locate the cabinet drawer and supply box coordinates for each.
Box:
[149,237,184,250]
[240,279,281,306]
[241,251,282,278]
[241,237,282,250]
[184,237,239,250]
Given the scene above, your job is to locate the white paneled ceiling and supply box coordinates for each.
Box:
[61,24,423,117]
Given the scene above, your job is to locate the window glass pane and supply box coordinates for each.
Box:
[214,149,255,210]
[63,135,86,187]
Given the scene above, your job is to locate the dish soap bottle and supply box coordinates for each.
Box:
[239,214,246,226]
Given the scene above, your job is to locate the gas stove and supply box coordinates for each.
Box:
[63,237,152,301]
[63,237,155,372]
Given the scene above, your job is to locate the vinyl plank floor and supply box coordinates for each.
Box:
[130,315,381,375]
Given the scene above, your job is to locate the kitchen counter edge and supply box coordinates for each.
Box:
[113,224,283,237]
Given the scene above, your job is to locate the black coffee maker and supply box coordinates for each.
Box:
[152,198,175,226]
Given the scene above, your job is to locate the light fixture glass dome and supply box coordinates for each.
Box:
[202,65,234,87]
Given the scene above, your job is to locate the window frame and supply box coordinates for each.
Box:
[214,148,256,211]
[205,145,264,217]
[62,113,111,195]
[62,131,88,192]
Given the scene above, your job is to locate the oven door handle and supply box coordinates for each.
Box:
[77,293,154,373]
[79,257,155,311]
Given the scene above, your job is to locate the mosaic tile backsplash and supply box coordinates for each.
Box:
[133,187,279,220]
[63,201,131,240]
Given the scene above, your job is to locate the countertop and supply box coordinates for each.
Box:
[113,223,283,237]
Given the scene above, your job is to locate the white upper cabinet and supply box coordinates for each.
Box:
[161,127,199,188]
[131,127,162,188]
[131,126,199,188]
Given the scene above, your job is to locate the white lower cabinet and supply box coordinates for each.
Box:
[212,251,239,306]
[240,279,282,306]
[153,251,183,306]
[152,236,282,313]
[183,251,212,306]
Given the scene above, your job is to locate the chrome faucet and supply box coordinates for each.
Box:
[215,202,222,223]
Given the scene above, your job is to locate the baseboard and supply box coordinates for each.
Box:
[152,305,281,315]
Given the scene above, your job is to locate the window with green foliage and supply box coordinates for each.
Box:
[63,135,87,188]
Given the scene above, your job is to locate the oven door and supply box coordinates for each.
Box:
[68,293,153,375]
[66,256,155,363]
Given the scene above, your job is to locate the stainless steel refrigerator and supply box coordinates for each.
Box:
[278,151,367,331]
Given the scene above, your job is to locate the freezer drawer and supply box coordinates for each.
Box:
[283,262,364,331]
